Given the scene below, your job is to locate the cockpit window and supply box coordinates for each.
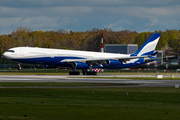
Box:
[7,50,15,53]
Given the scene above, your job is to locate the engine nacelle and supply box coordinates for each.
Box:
[106,59,123,66]
[75,62,89,69]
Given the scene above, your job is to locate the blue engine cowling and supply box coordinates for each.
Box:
[75,62,89,69]
[106,59,123,66]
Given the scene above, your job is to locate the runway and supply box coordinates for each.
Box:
[0,75,180,87]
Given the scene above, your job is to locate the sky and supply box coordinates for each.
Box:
[0,0,180,35]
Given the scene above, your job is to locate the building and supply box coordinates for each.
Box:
[156,50,163,65]
[105,44,163,66]
[105,44,138,54]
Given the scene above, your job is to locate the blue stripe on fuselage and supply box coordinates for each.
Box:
[9,56,86,65]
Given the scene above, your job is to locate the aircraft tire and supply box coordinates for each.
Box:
[18,67,22,70]
[86,71,97,75]
[69,71,80,75]
[83,71,86,75]
[93,72,97,75]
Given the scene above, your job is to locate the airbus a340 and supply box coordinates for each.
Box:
[3,33,161,75]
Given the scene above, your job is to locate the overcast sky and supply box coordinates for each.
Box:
[0,0,180,35]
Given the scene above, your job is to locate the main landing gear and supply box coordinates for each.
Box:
[84,62,97,75]
[69,70,97,75]
[86,71,97,75]
[68,62,97,75]
[69,71,80,75]
[82,69,97,75]
[69,63,80,75]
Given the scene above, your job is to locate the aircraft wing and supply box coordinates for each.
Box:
[60,55,151,63]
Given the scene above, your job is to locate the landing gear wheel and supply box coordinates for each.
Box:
[18,63,22,70]
[83,71,86,75]
[18,67,22,70]
[93,72,97,75]
[86,71,97,75]
[82,69,87,75]
[69,71,80,75]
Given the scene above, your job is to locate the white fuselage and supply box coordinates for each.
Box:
[3,47,143,69]
[3,47,130,60]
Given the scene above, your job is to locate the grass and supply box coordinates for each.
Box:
[0,87,180,120]
[0,70,179,119]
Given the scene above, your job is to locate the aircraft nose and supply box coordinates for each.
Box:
[2,52,8,58]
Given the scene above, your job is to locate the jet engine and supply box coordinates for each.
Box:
[106,59,123,66]
[74,62,89,69]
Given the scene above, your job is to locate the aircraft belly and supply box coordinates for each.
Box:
[11,56,86,65]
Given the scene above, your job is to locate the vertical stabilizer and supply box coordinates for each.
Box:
[130,33,161,56]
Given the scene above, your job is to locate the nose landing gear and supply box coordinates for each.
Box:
[18,63,22,70]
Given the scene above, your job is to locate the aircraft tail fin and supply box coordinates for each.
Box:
[130,33,161,56]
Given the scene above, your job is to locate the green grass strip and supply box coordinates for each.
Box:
[0,87,180,120]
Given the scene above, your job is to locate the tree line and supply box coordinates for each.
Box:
[1,27,180,56]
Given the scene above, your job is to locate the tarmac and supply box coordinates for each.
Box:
[0,75,180,88]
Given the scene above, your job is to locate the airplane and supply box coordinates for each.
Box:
[3,33,161,75]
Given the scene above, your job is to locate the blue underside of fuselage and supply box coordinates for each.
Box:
[11,57,85,68]
[10,57,155,69]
